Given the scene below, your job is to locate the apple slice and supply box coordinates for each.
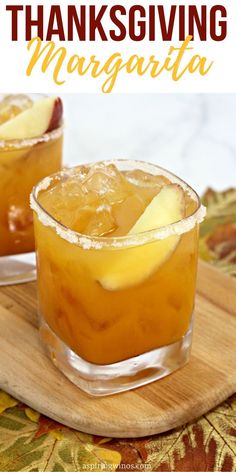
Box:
[0,97,63,140]
[98,184,185,291]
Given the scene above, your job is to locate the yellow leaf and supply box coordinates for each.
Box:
[24,407,40,423]
[76,431,93,443]
[199,236,216,262]
[50,429,64,440]
[94,447,121,467]
[230,398,236,411]
[0,391,18,413]
[97,438,113,445]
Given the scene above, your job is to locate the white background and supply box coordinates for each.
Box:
[0,0,236,93]
[61,93,236,195]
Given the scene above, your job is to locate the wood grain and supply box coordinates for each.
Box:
[0,260,235,438]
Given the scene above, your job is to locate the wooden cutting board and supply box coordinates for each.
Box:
[0,260,235,438]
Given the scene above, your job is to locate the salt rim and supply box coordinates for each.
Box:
[0,126,63,150]
[30,160,206,250]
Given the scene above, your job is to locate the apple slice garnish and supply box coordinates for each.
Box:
[98,184,185,291]
[0,97,63,140]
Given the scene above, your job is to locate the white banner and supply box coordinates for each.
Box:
[0,0,235,93]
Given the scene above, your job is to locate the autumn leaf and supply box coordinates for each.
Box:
[93,436,113,445]
[0,391,18,414]
[198,235,216,263]
[24,407,40,423]
[202,188,236,219]
[0,403,121,472]
[206,223,236,251]
[146,418,236,471]
[228,395,236,411]
[34,414,64,438]
[200,188,236,276]
[73,431,121,471]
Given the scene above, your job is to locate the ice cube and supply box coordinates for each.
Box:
[43,178,86,212]
[55,205,96,233]
[125,169,171,188]
[111,194,146,236]
[83,172,111,195]
[61,178,86,200]
[82,163,129,204]
[1,94,33,110]
[71,165,90,182]
[84,203,117,236]
[0,95,33,125]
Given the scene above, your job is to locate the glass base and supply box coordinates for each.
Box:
[40,317,193,396]
[0,252,36,286]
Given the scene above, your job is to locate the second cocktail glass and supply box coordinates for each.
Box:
[0,94,63,285]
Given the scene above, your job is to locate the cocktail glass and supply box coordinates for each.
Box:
[31,160,205,396]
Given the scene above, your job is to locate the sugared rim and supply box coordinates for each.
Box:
[30,160,206,250]
[0,125,63,150]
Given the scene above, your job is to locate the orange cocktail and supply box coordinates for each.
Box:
[31,160,205,395]
[0,94,63,285]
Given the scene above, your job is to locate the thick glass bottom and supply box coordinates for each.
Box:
[0,252,36,286]
[39,316,193,396]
